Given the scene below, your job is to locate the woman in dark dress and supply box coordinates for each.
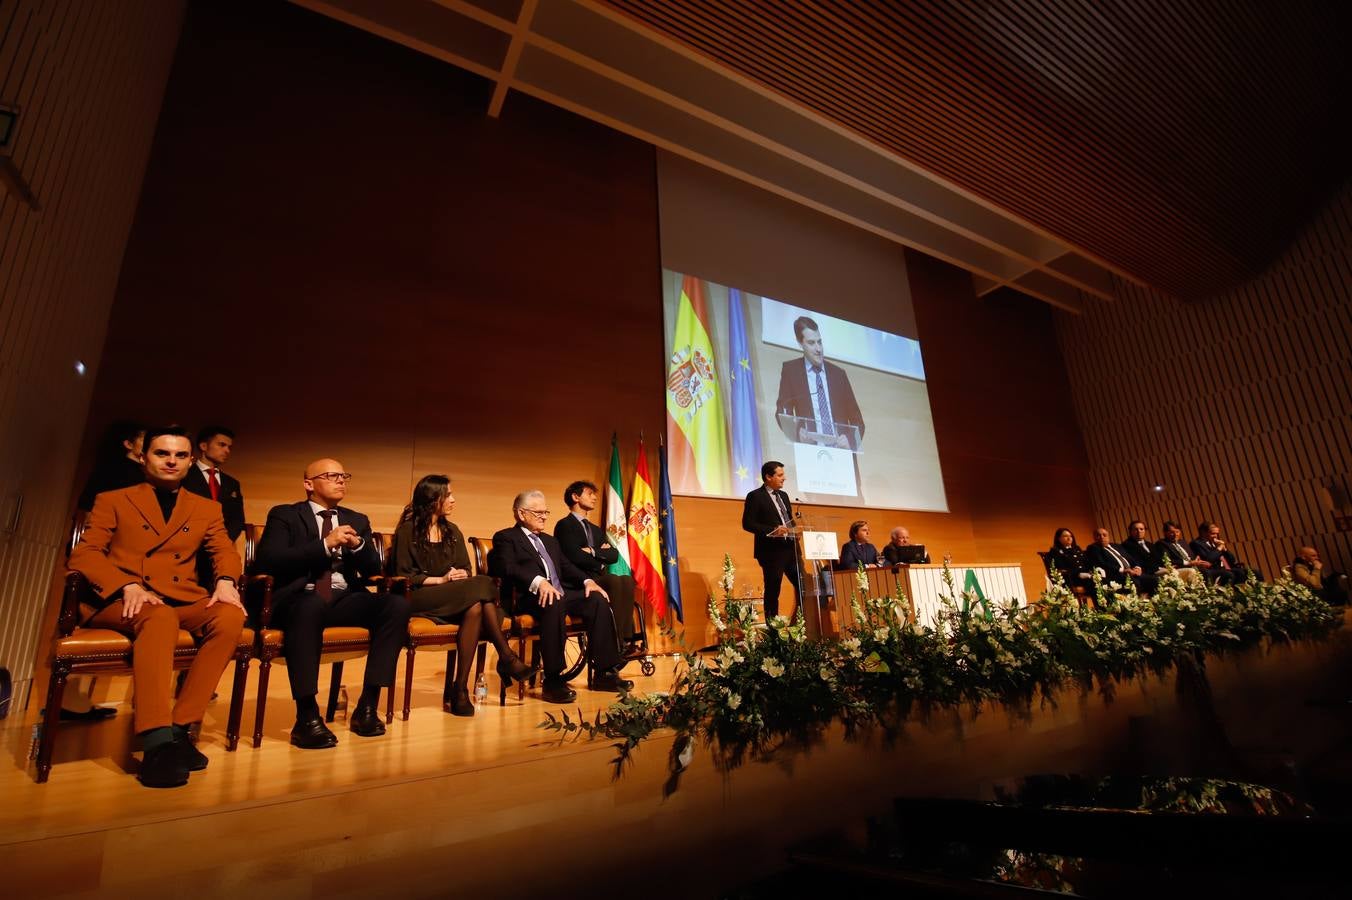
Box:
[1045,527,1092,588]
[394,475,533,716]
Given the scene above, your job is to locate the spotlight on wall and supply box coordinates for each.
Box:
[1153,484,1165,493]
[74,360,86,376]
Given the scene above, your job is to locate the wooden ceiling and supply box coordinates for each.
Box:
[288,0,1349,307]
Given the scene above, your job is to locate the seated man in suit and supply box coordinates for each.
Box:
[554,480,636,653]
[68,426,245,788]
[882,525,930,565]
[1190,521,1262,585]
[1085,527,1157,595]
[775,316,865,451]
[1151,520,1210,578]
[182,425,245,588]
[254,459,410,749]
[1292,546,1348,605]
[741,460,800,619]
[839,520,883,570]
[1119,520,1155,572]
[492,490,627,703]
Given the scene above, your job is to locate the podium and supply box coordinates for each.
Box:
[792,519,839,639]
[776,413,862,499]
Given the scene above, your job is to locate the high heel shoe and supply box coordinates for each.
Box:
[444,685,475,717]
[496,653,540,705]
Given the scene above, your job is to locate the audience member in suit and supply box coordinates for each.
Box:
[839,520,883,570]
[1119,520,1155,571]
[1085,527,1158,595]
[1292,546,1348,605]
[68,426,245,788]
[1151,520,1210,578]
[1045,527,1092,589]
[393,474,532,716]
[182,426,245,589]
[741,460,800,619]
[882,526,930,565]
[554,479,637,652]
[254,459,410,749]
[1190,521,1262,585]
[76,419,145,511]
[490,490,627,703]
[774,316,865,451]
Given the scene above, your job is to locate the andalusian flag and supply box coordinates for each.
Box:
[627,437,667,617]
[666,274,732,496]
[657,439,684,622]
[603,435,631,577]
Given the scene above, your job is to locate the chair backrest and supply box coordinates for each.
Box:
[244,523,264,574]
[373,531,394,575]
[67,510,89,560]
[468,536,516,614]
[467,536,490,576]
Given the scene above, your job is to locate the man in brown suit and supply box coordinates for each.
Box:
[69,426,245,788]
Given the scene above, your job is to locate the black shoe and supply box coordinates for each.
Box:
[444,685,475,717]
[540,680,577,704]
[59,705,117,722]
[591,670,634,693]
[349,704,386,737]
[175,734,209,772]
[290,716,339,749]
[138,742,189,788]
[496,653,538,687]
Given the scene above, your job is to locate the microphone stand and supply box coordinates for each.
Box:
[792,497,832,638]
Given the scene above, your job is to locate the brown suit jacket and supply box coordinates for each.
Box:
[69,483,243,606]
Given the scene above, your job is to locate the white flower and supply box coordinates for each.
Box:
[819,665,836,682]
[769,614,789,629]
[873,625,890,641]
[716,646,745,669]
[726,691,742,710]
[841,637,863,659]
[761,657,785,677]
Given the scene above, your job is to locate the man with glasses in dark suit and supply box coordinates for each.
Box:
[254,460,409,749]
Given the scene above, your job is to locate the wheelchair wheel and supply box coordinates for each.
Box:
[640,659,656,677]
[560,631,588,682]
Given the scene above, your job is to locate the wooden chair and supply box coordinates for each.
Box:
[244,523,390,748]
[36,513,253,783]
[374,531,500,720]
[467,536,592,705]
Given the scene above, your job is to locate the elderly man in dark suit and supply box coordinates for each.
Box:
[1085,527,1157,595]
[774,315,865,450]
[492,490,626,704]
[741,460,800,619]
[254,459,410,749]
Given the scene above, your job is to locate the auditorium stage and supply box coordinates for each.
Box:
[4,618,1351,899]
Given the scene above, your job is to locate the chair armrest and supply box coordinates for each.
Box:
[244,574,274,627]
[386,575,409,596]
[59,573,86,637]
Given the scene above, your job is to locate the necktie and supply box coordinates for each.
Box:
[1108,545,1129,570]
[528,532,562,591]
[316,510,336,602]
[813,367,836,435]
[1173,542,1189,564]
[208,467,220,501]
[771,491,789,526]
[582,519,594,552]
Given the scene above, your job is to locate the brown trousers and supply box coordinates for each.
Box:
[87,596,245,734]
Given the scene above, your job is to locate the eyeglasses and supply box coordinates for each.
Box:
[307,472,353,483]
[521,508,550,518]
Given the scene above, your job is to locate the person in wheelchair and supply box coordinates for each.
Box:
[554,480,638,655]
[491,490,629,703]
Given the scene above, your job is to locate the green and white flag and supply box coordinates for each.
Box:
[604,435,632,576]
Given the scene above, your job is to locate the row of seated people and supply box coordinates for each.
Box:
[1042,520,1265,596]
[835,520,932,569]
[65,426,636,789]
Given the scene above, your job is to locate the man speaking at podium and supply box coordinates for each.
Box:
[742,461,799,620]
[775,315,865,451]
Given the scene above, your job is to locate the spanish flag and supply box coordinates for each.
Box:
[627,437,668,617]
[666,275,731,496]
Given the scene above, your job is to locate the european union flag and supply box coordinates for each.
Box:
[658,440,684,622]
[727,288,762,493]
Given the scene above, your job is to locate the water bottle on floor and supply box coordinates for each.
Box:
[473,673,488,706]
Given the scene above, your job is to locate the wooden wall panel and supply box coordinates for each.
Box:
[63,1,1093,682]
[0,0,183,711]
[1058,181,1352,583]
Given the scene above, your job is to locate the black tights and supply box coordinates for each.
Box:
[452,600,514,688]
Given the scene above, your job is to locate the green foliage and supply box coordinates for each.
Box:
[540,560,1340,781]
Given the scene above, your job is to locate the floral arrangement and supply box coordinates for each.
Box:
[542,555,1340,781]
